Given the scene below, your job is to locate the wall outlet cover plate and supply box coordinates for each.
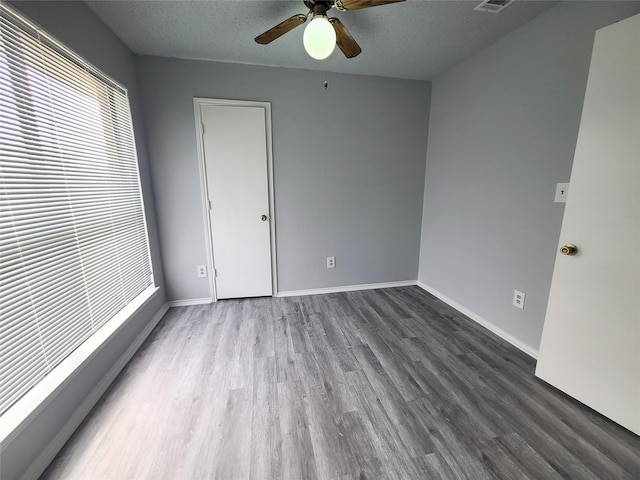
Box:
[513,289,525,309]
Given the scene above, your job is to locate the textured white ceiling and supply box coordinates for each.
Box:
[85,0,557,80]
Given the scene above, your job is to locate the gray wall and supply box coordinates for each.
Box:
[136,57,431,300]
[1,3,167,479]
[418,1,640,353]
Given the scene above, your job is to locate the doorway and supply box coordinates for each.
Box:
[194,98,277,300]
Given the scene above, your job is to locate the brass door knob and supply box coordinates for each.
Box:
[560,244,578,256]
[260,214,268,221]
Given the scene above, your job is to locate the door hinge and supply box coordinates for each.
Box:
[214,268,217,278]
[201,123,205,135]
[208,200,212,210]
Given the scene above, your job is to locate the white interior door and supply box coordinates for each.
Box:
[535,14,639,434]
[201,104,273,299]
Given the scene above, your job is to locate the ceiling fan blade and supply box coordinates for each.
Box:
[255,14,307,45]
[334,0,405,11]
[329,18,362,58]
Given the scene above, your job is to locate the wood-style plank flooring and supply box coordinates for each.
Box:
[41,286,640,479]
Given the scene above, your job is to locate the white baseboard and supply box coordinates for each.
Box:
[277,280,417,298]
[168,297,212,307]
[19,303,170,480]
[417,282,539,359]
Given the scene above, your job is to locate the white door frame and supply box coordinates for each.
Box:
[193,97,278,301]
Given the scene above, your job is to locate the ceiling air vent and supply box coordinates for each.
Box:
[475,0,515,13]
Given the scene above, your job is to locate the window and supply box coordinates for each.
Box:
[0,4,153,415]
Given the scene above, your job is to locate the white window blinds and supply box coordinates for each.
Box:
[0,4,153,415]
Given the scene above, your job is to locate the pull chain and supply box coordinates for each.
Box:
[323,57,329,90]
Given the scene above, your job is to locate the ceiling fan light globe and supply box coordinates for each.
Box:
[303,16,336,60]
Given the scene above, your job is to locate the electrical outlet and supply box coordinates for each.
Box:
[513,290,525,309]
[327,256,335,269]
[197,265,207,278]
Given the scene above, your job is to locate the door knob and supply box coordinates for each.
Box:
[560,244,578,256]
[261,214,268,221]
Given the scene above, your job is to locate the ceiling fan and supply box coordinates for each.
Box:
[255,0,406,60]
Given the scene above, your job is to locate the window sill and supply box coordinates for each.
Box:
[0,285,159,447]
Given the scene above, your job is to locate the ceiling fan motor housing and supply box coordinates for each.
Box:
[304,0,334,15]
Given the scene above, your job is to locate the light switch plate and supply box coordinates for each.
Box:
[555,183,569,203]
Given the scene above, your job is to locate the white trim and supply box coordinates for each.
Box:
[167,297,213,307]
[277,280,417,298]
[193,97,278,300]
[264,104,278,298]
[417,282,539,359]
[13,301,170,480]
[193,100,218,302]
